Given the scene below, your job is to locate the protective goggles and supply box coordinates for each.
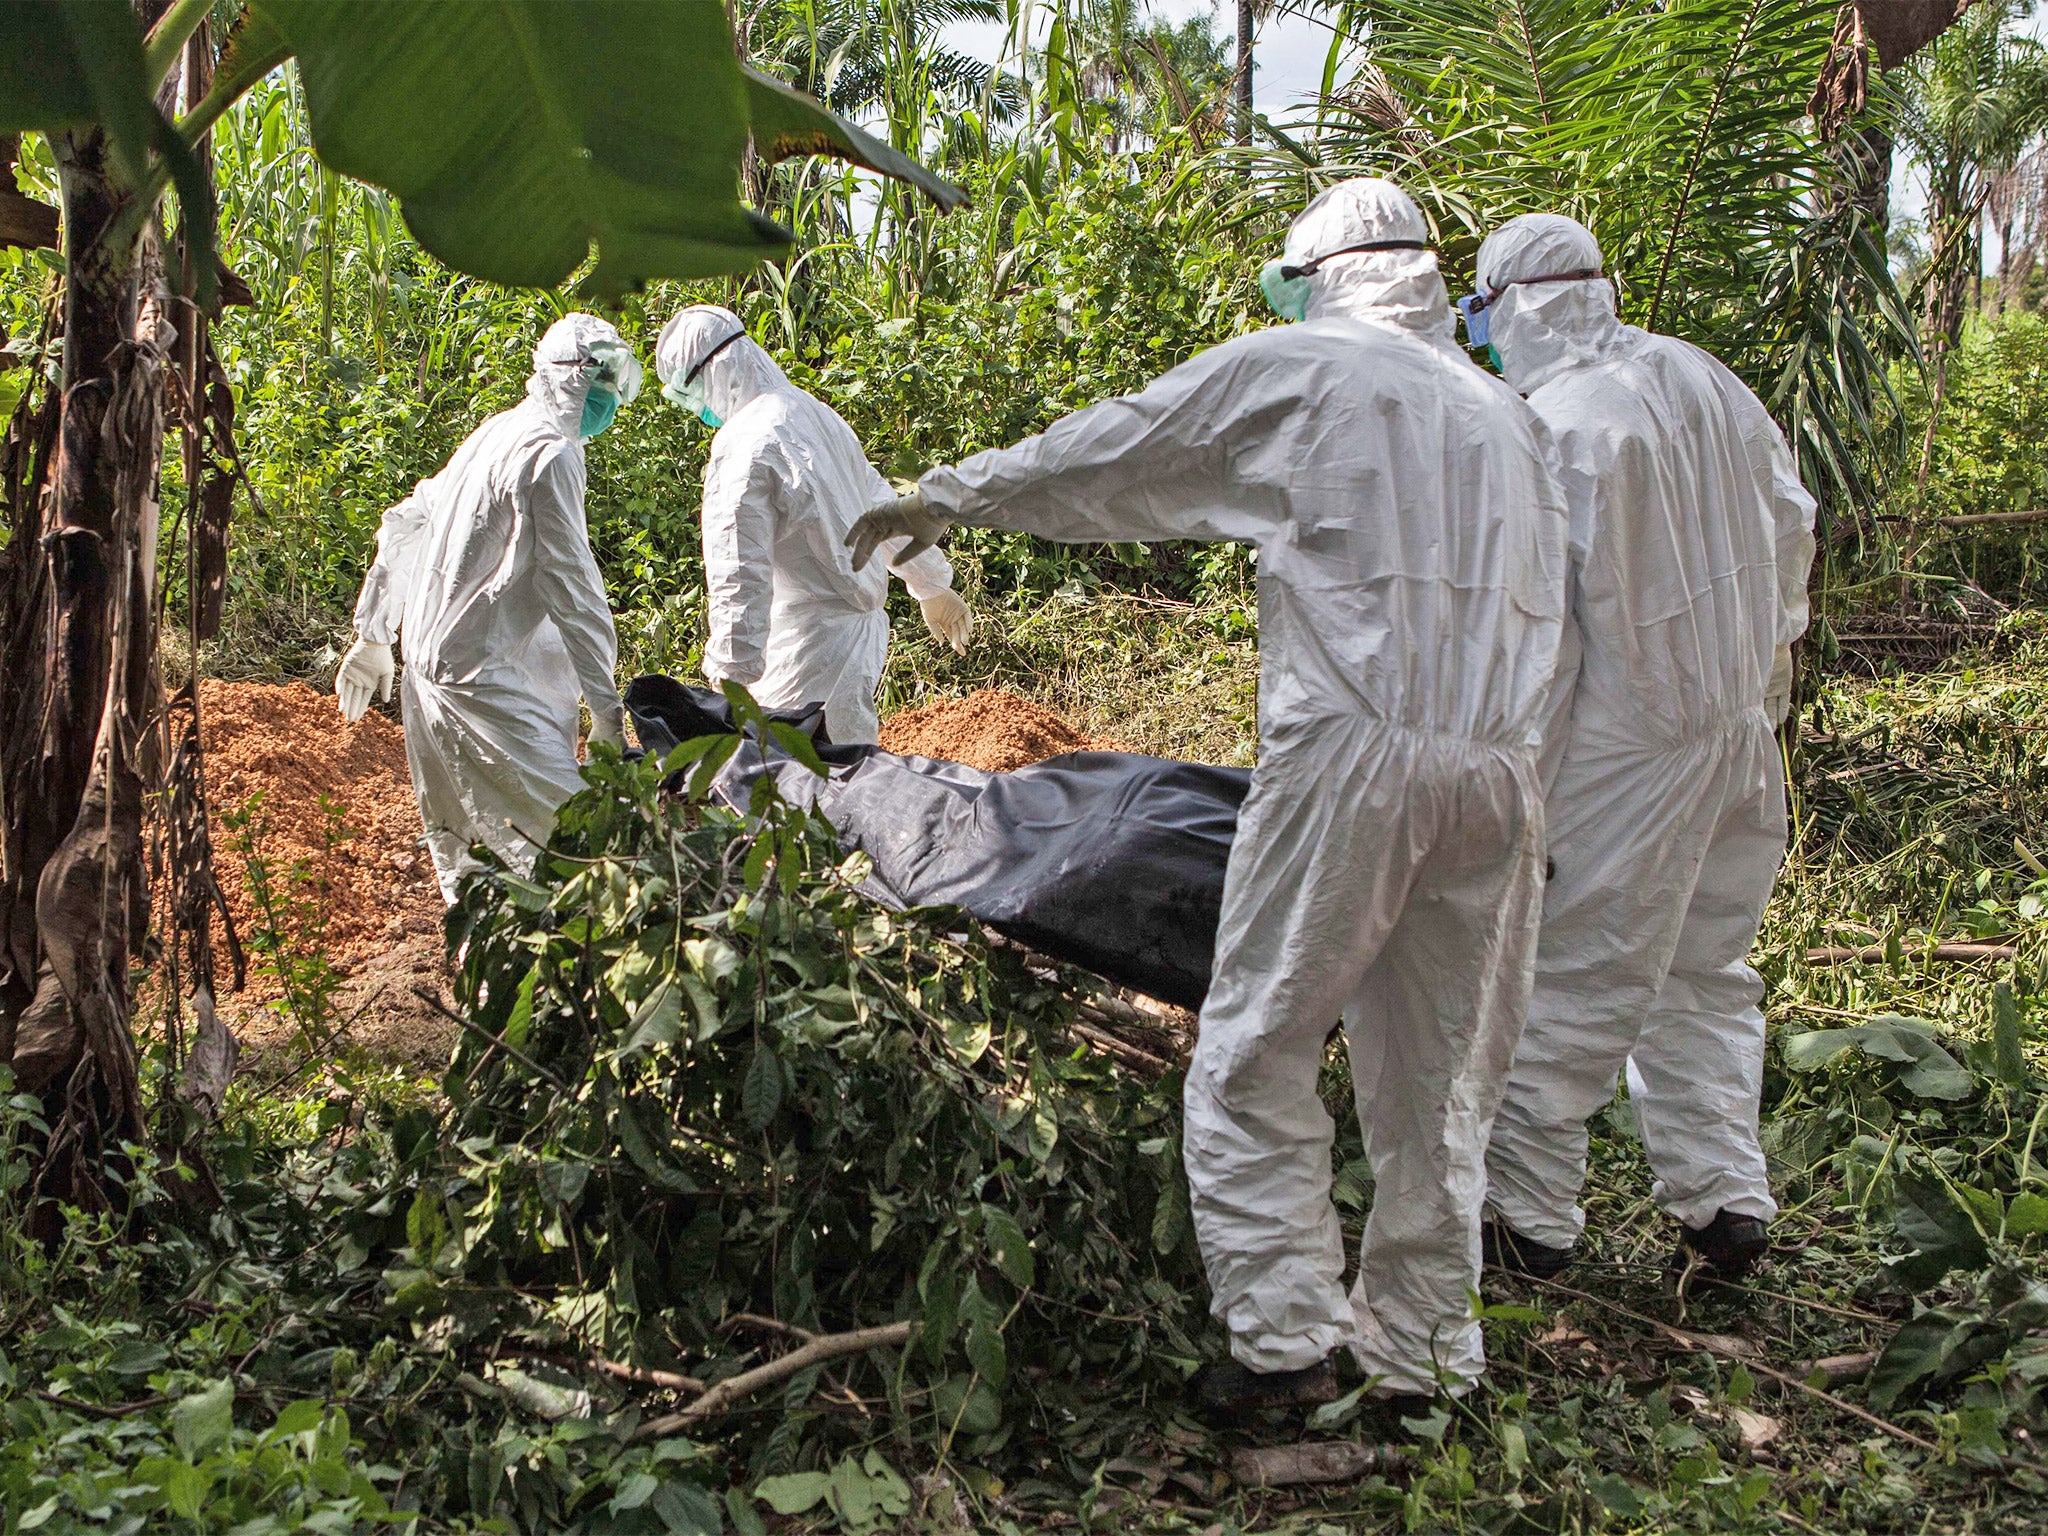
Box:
[1456,268,1604,349]
[660,325,747,407]
[1275,238,1429,282]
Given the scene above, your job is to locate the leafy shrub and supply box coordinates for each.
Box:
[425,747,1206,1471]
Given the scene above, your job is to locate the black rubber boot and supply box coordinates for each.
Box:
[1674,1209,1770,1278]
[1188,1355,1340,1419]
[1482,1217,1574,1280]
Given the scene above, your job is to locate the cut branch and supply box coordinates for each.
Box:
[632,1321,914,1439]
[1805,942,2015,964]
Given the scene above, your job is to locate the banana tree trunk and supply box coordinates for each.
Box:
[0,111,166,1215]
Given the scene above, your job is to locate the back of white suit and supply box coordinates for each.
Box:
[700,362,952,744]
[1482,256,1815,1252]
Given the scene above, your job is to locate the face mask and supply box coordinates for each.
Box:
[1487,342,1503,373]
[663,376,722,430]
[1260,259,1310,323]
[580,384,619,440]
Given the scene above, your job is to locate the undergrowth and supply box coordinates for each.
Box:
[5,653,2048,1532]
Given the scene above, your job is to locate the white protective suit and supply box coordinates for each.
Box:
[656,306,958,746]
[352,314,628,902]
[1475,215,1817,1251]
[912,181,1570,1392]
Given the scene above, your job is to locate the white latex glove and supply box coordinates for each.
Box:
[920,589,974,653]
[586,708,626,750]
[846,488,952,571]
[335,639,393,723]
[1765,641,1794,725]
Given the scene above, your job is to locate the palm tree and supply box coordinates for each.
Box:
[1893,0,2048,352]
[1293,0,1916,520]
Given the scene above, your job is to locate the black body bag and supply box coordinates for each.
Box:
[625,676,1248,1010]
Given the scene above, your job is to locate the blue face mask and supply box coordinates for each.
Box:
[1487,342,1503,372]
[697,404,722,429]
[1456,292,1492,350]
[1260,259,1310,323]
[580,384,619,440]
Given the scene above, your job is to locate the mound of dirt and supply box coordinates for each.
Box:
[878,689,1117,772]
[199,680,453,1066]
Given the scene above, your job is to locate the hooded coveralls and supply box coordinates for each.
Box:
[915,180,1570,1392]
[1475,215,1817,1251]
[352,314,626,902]
[658,308,957,745]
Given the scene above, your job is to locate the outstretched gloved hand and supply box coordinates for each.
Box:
[846,488,952,571]
[335,638,394,723]
[920,589,974,653]
[586,708,626,752]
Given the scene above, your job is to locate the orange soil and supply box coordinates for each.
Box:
[877,689,1118,772]
[187,680,1113,1065]
[199,680,451,1064]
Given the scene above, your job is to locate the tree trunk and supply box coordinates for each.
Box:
[0,102,169,1215]
[1235,0,1254,143]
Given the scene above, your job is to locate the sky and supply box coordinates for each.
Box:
[947,2,2048,236]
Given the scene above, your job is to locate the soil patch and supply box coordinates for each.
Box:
[199,680,453,1066]
[878,689,1120,772]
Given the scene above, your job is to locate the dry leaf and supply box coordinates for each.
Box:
[1732,1408,1782,1451]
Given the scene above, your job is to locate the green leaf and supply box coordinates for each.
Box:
[1588,1473,1644,1517]
[624,976,683,1056]
[1889,1169,1990,1288]
[766,719,831,780]
[741,1041,782,1130]
[255,0,784,294]
[740,66,964,213]
[651,1481,722,1536]
[171,1376,235,1460]
[2006,1191,2048,1238]
[981,1205,1035,1289]
[932,1372,1002,1436]
[107,1339,169,1377]
[1782,1017,1975,1100]
[270,1399,324,1439]
[1868,1309,1971,1410]
[1308,1383,1368,1431]
[754,1472,831,1515]
[0,1,153,185]
[860,1451,911,1518]
[965,1312,1006,1389]
[827,1456,878,1532]
[1993,982,2029,1089]
[157,1457,212,1521]
[1150,1163,1189,1256]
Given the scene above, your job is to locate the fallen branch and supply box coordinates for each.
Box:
[1805,942,2014,965]
[1070,1020,1170,1075]
[1936,507,2048,529]
[587,1355,706,1395]
[1523,1276,1944,1458]
[633,1321,915,1439]
[1230,1442,1412,1487]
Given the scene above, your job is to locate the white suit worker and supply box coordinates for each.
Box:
[335,313,639,903]
[847,179,1571,1405]
[654,305,971,746]
[1467,214,1817,1280]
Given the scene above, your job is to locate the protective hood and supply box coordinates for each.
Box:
[656,304,792,426]
[529,313,641,437]
[1287,177,1455,343]
[1476,214,1628,394]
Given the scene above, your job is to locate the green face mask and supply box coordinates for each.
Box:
[1486,342,1503,373]
[1259,259,1311,323]
[580,384,619,440]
